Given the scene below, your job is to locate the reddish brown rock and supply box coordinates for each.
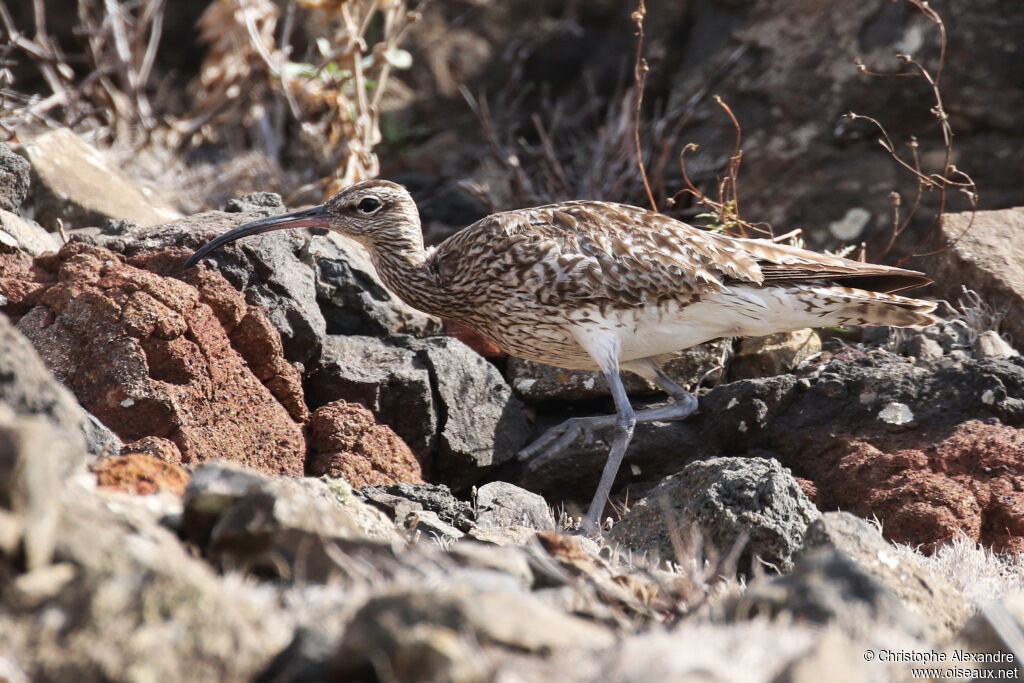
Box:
[127,249,309,424]
[123,436,184,464]
[812,421,1024,553]
[5,242,306,476]
[308,399,423,487]
[0,249,54,316]
[95,452,190,496]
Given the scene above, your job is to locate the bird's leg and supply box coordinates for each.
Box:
[518,360,699,464]
[583,366,635,530]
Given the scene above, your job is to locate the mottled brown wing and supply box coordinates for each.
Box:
[434,202,764,308]
[732,238,932,293]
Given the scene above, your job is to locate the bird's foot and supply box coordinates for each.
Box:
[517,415,616,466]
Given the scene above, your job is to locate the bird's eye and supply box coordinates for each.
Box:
[357,197,382,214]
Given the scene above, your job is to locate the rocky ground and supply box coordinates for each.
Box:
[3,134,1024,682]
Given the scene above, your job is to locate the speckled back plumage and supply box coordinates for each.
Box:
[384,198,935,368]
[307,180,937,370]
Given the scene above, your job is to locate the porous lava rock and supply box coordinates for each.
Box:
[94,451,190,496]
[122,435,184,463]
[307,400,423,487]
[699,349,1024,552]
[820,421,1024,553]
[0,242,306,476]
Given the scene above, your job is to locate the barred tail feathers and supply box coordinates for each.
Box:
[809,285,939,328]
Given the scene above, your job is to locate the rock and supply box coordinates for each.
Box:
[0,481,289,681]
[772,629,872,683]
[0,142,30,212]
[410,336,530,489]
[509,339,730,402]
[21,128,181,229]
[4,243,307,476]
[974,330,1018,359]
[358,482,475,532]
[0,249,51,317]
[447,541,534,589]
[475,481,555,531]
[724,548,925,638]
[467,525,539,547]
[801,512,972,640]
[307,335,437,459]
[307,399,424,487]
[609,620,820,683]
[0,311,96,462]
[84,207,325,367]
[122,435,183,463]
[306,232,440,337]
[930,208,1024,349]
[400,509,465,540]
[730,329,821,380]
[0,406,73,570]
[508,357,656,401]
[183,461,400,580]
[329,589,615,679]
[957,593,1024,678]
[224,191,285,213]
[309,335,530,489]
[93,452,190,496]
[0,210,59,257]
[816,421,1024,553]
[610,457,820,574]
[862,321,973,357]
[903,334,946,360]
[513,414,699,519]
[696,349,1024,552]
[256,627,335,683]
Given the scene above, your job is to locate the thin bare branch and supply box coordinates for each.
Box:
[630,0,657,212]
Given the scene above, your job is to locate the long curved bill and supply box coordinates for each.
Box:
[184,205,329,268]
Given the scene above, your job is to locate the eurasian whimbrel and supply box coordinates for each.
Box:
[186,180,938,530]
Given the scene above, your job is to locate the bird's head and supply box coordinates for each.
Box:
[184,179,421,268]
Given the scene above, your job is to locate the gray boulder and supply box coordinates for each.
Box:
[723,548,924,638]
[0,142,30,212]
[309,335,530,489]
[358,482,475,532]
[21,128,181,229]
[183,462,400,580]
[475,481,555,531]
[0,210,60,256]
[328,589,614,680]
[307,335,437,458]
[412,336,530,488]
[801,511,971,640]
[1,481,287,682]
[610,456,820,573]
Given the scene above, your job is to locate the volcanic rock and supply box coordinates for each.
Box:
[611,456,820,573]
[2,242,306,476]
[307,399,423,487]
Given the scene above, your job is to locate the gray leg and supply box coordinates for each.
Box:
[517,358,701,530]
[518,359,698,464]
[583,366,635,530]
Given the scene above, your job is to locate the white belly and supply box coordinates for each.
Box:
[568,285,838,363]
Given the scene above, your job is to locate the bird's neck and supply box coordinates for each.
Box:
[368,235,448,317]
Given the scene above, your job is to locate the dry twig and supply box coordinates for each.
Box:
[846,0,978,263]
